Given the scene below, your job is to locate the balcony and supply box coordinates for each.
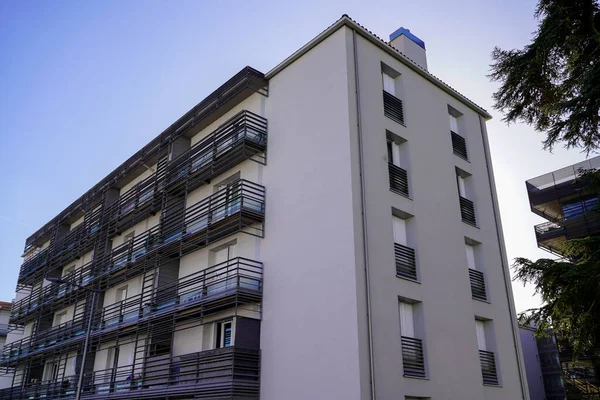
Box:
[18,212,102,284]
[401,336,426,378]
[479,350,499,385]
[395,243,417,281]
[18,248,49,282]
[0,347,259,400]
[468,269,487,301]
[389,163,409,197]
[95,180,264,281]
[459,196,477,226]
[383,91,405,125]
[10,261,95,324]
[1,319,87,365]
[166,110,267,194]
[527,157,600,211]
[451,131,468,160]
[82,346,259,399]
[97,258,262,334]
[2,258,263,366]
[107,169,165,236]
[535,213,600,256]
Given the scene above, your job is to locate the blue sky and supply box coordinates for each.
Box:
[0,0,592,311]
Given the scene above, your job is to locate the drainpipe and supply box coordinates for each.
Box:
[478,115,530,400]
[352,28,376,400]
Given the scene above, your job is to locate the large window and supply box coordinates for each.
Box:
[561,196,598,220]
[216,320,233,348]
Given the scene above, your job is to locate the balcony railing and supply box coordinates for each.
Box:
[18,109,268,285]
[18,209,102,283]
[451,131,468,160]
[11,261,95,323]
[468,269,487,301]
[0,347,260,400]
[389,163,409,197]
[460,196,477,226]
[10,180,265,329]
[83,346,259,399]
[2,258,263,365]
[98,258,262,332]
[395,243,417,281]
[166,110,267,192]
[383,91,405,125]
[401,336,426,378]
[479,350,499,385]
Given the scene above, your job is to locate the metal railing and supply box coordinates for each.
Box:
[451,131,468,160]
[468,269,487,301]
[11,179,265,327]
[23,67,267,254]
[383,91,405,125]
[0,347,260,400]
[166,110,267,191]
[401,336,426,378]
[479,350,499,385]
[18,109,268,285]
[388,163,409,197]
[395,243,417,281]
[2,259,263,365]
[527,156,600,192]
[460,196,477,226]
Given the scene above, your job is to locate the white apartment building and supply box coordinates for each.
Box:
[0,15,528,400]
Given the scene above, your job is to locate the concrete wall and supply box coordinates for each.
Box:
[111,213,161,248]
[348,30,526,399]
[520,328,545,400]
[259,27,363,400]
[119,163,157,196]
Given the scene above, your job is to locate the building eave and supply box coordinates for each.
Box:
[266,15,493,120]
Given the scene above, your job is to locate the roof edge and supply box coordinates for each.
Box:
[266,15,492,120]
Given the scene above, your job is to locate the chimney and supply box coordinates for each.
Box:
[389,27,427,71]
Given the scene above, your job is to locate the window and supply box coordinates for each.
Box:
[476,319,499,385]
[561,196,598,220]
[449,107,468,160]
[216,321,233,348]
[387,141,401,167]
[475,320,487,350]
[457,170,476,226]
[382,65,404,125]
[392,216,407,246]
[54,311,67,326]
[466,242,486,301]
[387,133,409,197]
[393,213,416,280]
[382,72,396,96]
[116,286,128,303]
[62,265,75,278]
[44,362,60,382]
[124,231,135,243]
[399,302,415,338]
[399,300,425,378]
[449,114,459,133]
[457,175,467,198]
[466,244,476,270]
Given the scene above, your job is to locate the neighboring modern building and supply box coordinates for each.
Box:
[526,156,600,399]
[526,156,600,256]
[520,325,565,400]
[0,15,528,399]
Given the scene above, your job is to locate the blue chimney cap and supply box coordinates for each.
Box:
[389,27,426,50]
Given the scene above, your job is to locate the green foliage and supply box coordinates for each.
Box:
[489,0,600,154]
[514,236,600,356]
